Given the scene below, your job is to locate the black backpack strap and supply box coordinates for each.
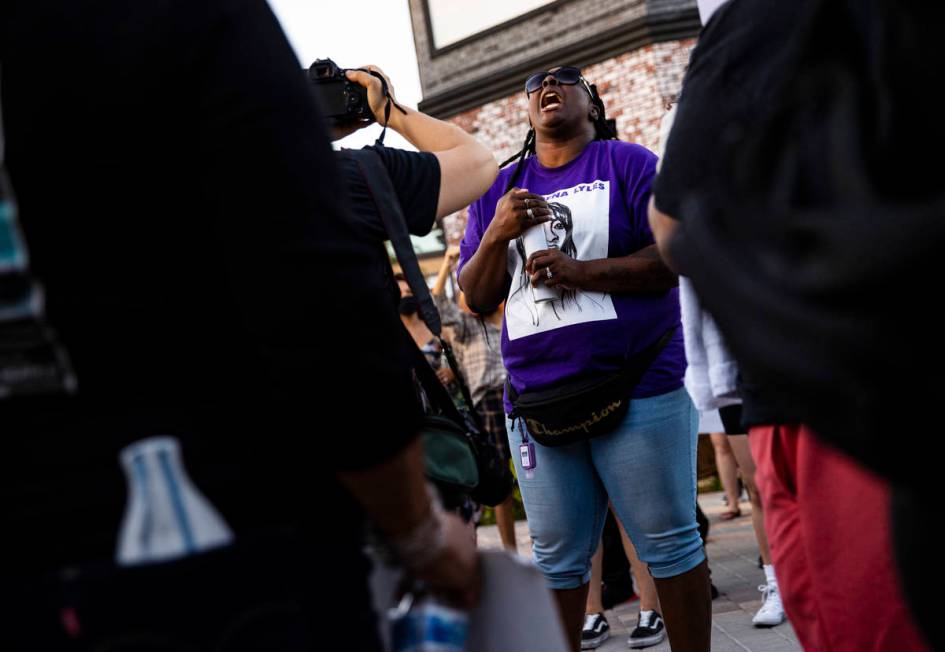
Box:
[346,147,442,335]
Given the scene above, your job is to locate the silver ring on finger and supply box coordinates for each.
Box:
[524,198,531,208]
[546,267,553,279]
[527,207,535,219]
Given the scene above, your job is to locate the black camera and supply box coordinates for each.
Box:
[308,58,372,126]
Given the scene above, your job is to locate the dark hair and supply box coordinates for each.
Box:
[499,79,617,192]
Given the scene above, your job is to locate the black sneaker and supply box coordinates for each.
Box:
[581,612,610,649]
[628,611,666,649]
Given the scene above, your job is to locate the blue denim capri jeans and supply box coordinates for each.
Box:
[507,386,703,590]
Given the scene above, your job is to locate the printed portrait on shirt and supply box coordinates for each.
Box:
[505,180,617,340]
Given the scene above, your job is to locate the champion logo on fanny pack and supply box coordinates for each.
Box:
[525,399,624,438]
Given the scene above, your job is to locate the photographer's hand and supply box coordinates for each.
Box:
[345,65,497,221]
[345,66,398,127]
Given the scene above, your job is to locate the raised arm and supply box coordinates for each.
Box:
[345,67,498,220]
[432,245,461,298]
[432,246,470,341]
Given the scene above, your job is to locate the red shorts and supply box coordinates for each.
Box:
[748,424,927,651]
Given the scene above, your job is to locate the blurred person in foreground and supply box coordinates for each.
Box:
[648,0,933,649]
[458,66,709,652]
[657,95,785,629]
[0,1,494,650]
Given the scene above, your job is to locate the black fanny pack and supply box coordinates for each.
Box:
[507,327,676,447]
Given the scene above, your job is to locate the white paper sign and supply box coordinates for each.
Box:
[504,180,617,340]
[467,550,570,652]
[369,549,569,652]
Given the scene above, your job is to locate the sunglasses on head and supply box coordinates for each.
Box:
[525,66,591,96]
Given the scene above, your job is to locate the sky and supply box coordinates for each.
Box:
[266,0,424,151]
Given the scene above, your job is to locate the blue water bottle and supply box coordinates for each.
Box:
[389,585,468,652]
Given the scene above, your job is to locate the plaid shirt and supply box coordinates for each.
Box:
[434,294,505,407]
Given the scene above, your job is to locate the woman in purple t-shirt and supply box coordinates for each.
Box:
[458,67,710,651]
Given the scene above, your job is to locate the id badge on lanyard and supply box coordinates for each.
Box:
[516,420,537,479]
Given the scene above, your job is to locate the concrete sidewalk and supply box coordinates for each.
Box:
[477,491,801,652]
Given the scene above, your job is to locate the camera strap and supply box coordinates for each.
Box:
[351,68,407,146]
[347,147,480,423]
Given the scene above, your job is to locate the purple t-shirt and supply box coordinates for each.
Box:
[458,140,685,407]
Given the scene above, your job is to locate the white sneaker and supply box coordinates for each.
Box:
[752,583,786,627]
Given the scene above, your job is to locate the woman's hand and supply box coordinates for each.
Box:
[445,244,461,267]
[411,512,481,609]
[484,188,552,244]
[435,366,455,386]
[526,248,587,290]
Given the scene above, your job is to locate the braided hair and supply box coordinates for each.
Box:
[500,80,617,192]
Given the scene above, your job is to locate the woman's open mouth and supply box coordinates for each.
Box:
[540,89,563,112]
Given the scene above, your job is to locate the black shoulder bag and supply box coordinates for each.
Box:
[344,146,513,507]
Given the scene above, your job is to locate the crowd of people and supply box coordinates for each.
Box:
[1,0,939,650]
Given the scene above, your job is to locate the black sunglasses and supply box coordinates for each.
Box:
[525,66,591,96]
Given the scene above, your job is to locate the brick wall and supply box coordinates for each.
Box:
[438,38,695,244]
[448,39,695,158]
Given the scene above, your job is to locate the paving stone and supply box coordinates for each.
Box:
[477,491,801,651]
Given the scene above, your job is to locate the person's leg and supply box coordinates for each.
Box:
[614,517,659,612]
[581,542,611,650]
[593,387,710,652]
[728,433,784,626]
[652,560,711,651]
[507,417,608,652]
[558,584,593,652]
[709,432,741,518]
[728,435,769,562]
[585,542,605,614]
[791,426,927,651]
[493,494,518,552]
[614,516,668,649]
[749,425,822,649]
